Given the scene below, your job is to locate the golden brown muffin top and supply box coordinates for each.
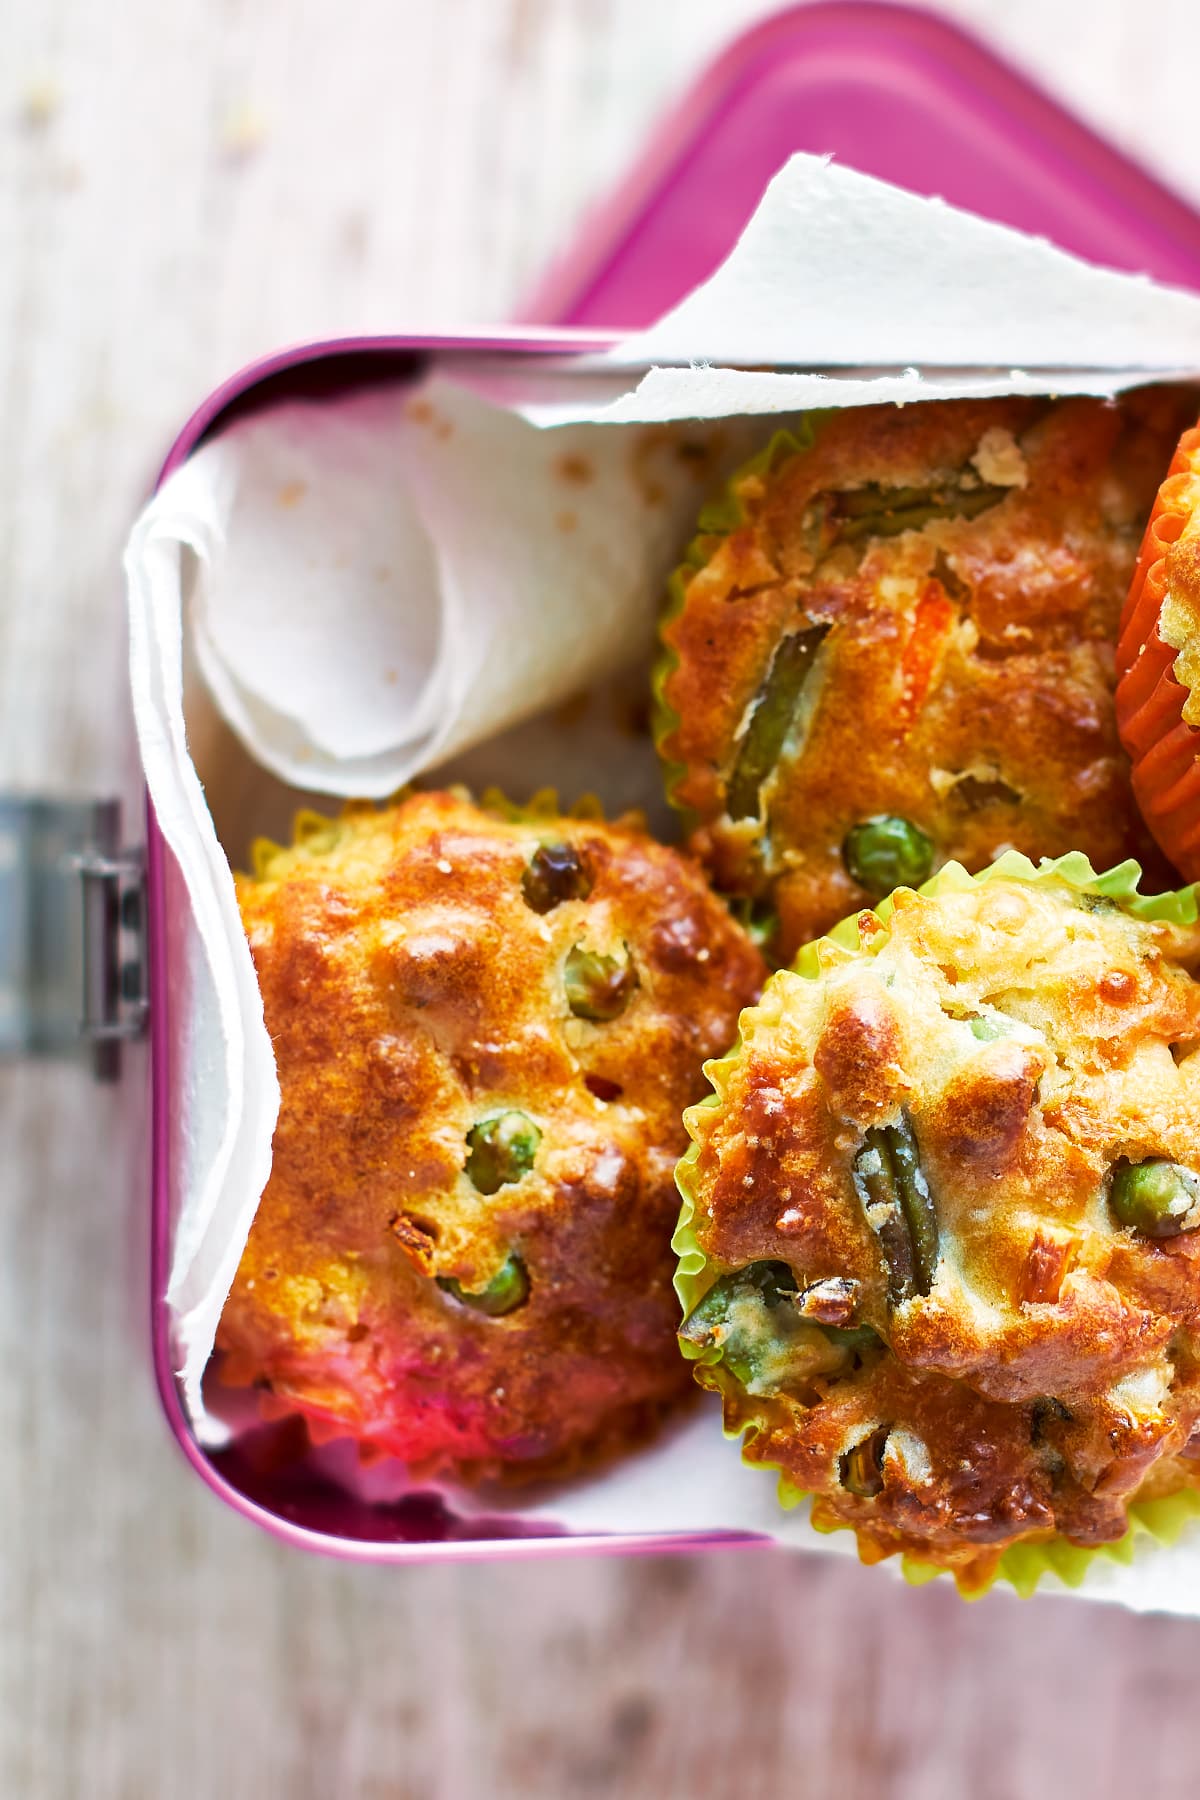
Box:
[679,871,1200,1585]
[218,791,765,1481]
[659,391,1193,960]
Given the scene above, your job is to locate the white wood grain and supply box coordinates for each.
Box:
[6,3,1200,1796]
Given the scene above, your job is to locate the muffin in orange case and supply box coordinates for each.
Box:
[658,391,1191,961]
[1116,422,1200,879]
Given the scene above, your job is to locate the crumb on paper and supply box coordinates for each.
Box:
[435,418,454,441]
[972,426,1028,488]
[555,451,594,486]
[277,480,307,509]
[19,76,61,130]
[219,99,269,160]
[384,669,398,685]
[556,509,577,534]
[407,398,435,426]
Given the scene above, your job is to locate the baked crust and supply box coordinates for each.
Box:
[659,391,1193,960]
[217,791,765,1481]
[680,875,1200,1586]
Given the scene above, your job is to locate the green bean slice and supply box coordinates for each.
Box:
[833,480,1007,543]
[854,1117,939,1301]
[727,624,830,822]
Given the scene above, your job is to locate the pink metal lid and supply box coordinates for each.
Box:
[527,1,1200,328]
[149,3,1200,1559]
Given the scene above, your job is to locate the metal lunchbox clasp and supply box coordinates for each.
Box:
[0,796,147,1079]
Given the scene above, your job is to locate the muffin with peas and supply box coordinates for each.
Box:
[675,855,1200,1591]
[656,389,1192,960]
[216,789,766,1481]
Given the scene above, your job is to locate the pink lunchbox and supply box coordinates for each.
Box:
[14,3,1200,1563]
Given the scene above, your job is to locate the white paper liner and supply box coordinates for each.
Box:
[126,153,1200,1601]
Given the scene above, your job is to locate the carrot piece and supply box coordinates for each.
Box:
[898,580,955,728]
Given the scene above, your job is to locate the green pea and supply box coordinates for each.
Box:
[853,1117,939,1302]
[839,1425,891,1498]
[522,841,593,914]
[969,1015,1005,1042]
[727,624,830,823]
[1110,1159,1200,1239]
[564,944,638,1021]
[465,1112,541,1195]
[843,815,935,897]
[680,1261,798,1347]
[437,1253,530,1317]
[680,1261,799,1387]
[680,1262,882,1393]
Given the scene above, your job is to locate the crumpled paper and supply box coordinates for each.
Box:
[156,385,765,799]
[127,152,1200,1606]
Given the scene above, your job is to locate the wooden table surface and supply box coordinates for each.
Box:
[7,3,1200,1795]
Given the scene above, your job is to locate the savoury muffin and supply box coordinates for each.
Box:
[676,857,1200,1590]
[217,790,766,1482]
[657,390,1193,960]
